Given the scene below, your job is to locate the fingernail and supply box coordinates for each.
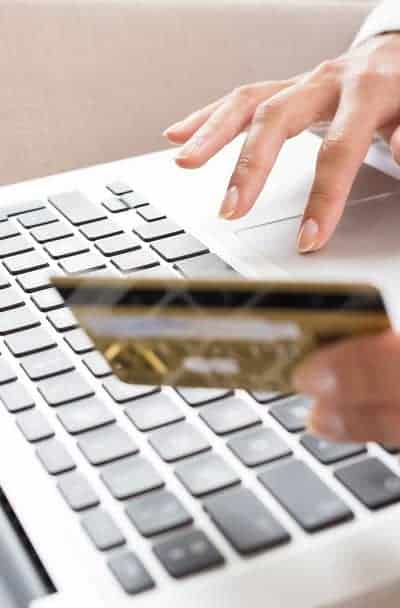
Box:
[294,365,337,397]
[308,409,348,442]
[297,218,319,253]
[176,136,204,159]
[219,186,239,219]
[163,122,182,138]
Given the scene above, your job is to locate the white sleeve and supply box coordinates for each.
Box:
[353,0,400,46]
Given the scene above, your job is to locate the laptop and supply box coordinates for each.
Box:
[1,131,400,608]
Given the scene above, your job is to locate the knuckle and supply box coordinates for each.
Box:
[319,135,353,160]
[313,58,343,81]
[253,100,286,124]
[231,84,257,104]
[235,154,264,175]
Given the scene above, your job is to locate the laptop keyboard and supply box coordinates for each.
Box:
[0,184,399,595]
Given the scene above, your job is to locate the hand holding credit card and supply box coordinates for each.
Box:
[53,278,390,393]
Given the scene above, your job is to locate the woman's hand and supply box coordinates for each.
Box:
[164,33,400,253]
[293,330,400,444]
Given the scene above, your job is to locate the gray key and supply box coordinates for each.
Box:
[0,359,17,384]
[108,552,155,595]
[250,391,284,404]
[0,307,40,335]
[174,253,238,278]
[6,201,44,217]
[47,309,78,332]
[0,286,25,311]
[16,409,54,442]
[0,269,10,288]
[0,222,19,240]
[0,382,34,412]
[335,457,400,509]
[149,422,210,462]
[125,393,185,431]
[60,252,106,275]
[204,488,290,555]
[17,269,58,293]
[81,509,125,550]
[300,433,366,465]
[44,236,89,259]
[82,351,112,378]
[175,387,233,406]
[126,490,192,537]
[176,453,240,497]
[136,205,166,222]
[21,349,74,381]
[101,455,164,499]
[78,425,138,465]
[80,219,122,241]
[38,371,94,406]
[18,209,58,229]
[259,460,353,532]
[199,398,261,435]
[102,198,128,214]
[153,530,224,578]
[133,219,184,242]
[269,395,314,432]
[95,233,141,256]
[127,265,178,279]
[31,288,65,312]
[30,221,73,244]
[228,427,292,467]
[111,249,159,272]
[0,235,34,258]
[49,191,106,225]
[106,182,132,196]
[57,471,100,511]
[57,397,115,434]
[64,328,94,354]
[151,234,209,262]
[5,327,56,357]
[4,251,48,274]
[103,376,159,403]
[36,439,76,474]
[120,192,148,208]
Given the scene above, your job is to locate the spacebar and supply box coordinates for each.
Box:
[48,191,106,226]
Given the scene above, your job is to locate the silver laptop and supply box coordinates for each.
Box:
[1,131,400,608]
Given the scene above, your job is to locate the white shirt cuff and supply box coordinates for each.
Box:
[352,0,400,47]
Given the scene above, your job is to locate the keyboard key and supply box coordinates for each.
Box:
[151,234,208,262]
[82,351,112,378]
[149,422,210,462]
[101,455,164,499]
[228,427,292,467]
[59,252,107,275]
[78,425,138,465]
[0,269,10,288]
[57,471,100,511]
[44,236,89,260]
[176,387,233,406]
[136,205,166,222]
[0,222,19,240]
[133,219,184,242]
[18,208,58,229]
[38,371,94,406]
[103,376,159,403]
[0,359,17,384]
[259,460,353,532]
[0,286,25,311]
[0,307,40,335]
[250,391,284,404]
[126,490,192,537]
[120,192,148,208]
[153,530,224,578]
[30,221,73,244]
[102,198,128,214]
[0,382,34,412]
[20,349,74,381]
[80,219,122,241]
[5,327,56,357]
[0,235,33,258]
[16,409,54,442]
[106,182,132,196]
[174,253,238,278]
[81,509,125,550]
[111,249,159,272]
[125,393,184,431]
[176,453,240,497]
[6,201,44,217]
[199,398,261,435]
[300,433,366,465]
[204,488,290,555]
[381,444,400,455]
[49,191,106,225]
[36,439,76,474]
[64,329,94,354]
[57,397,115,434]
[47,309,78,332]
[335,457,400,510]
[17,269,59,293]
[95,233,141,256]
[31,288,64,312]
[269,395,314,432]
[108,552,155,595]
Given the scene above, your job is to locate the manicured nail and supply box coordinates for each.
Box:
[297,218,319,253]
[163,122,182,138]
[307,409,348,442]
[176,136,204,159]
[219,186,239,219]
[294,365,337,397]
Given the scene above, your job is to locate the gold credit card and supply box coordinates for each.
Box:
[53,277,391,392]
